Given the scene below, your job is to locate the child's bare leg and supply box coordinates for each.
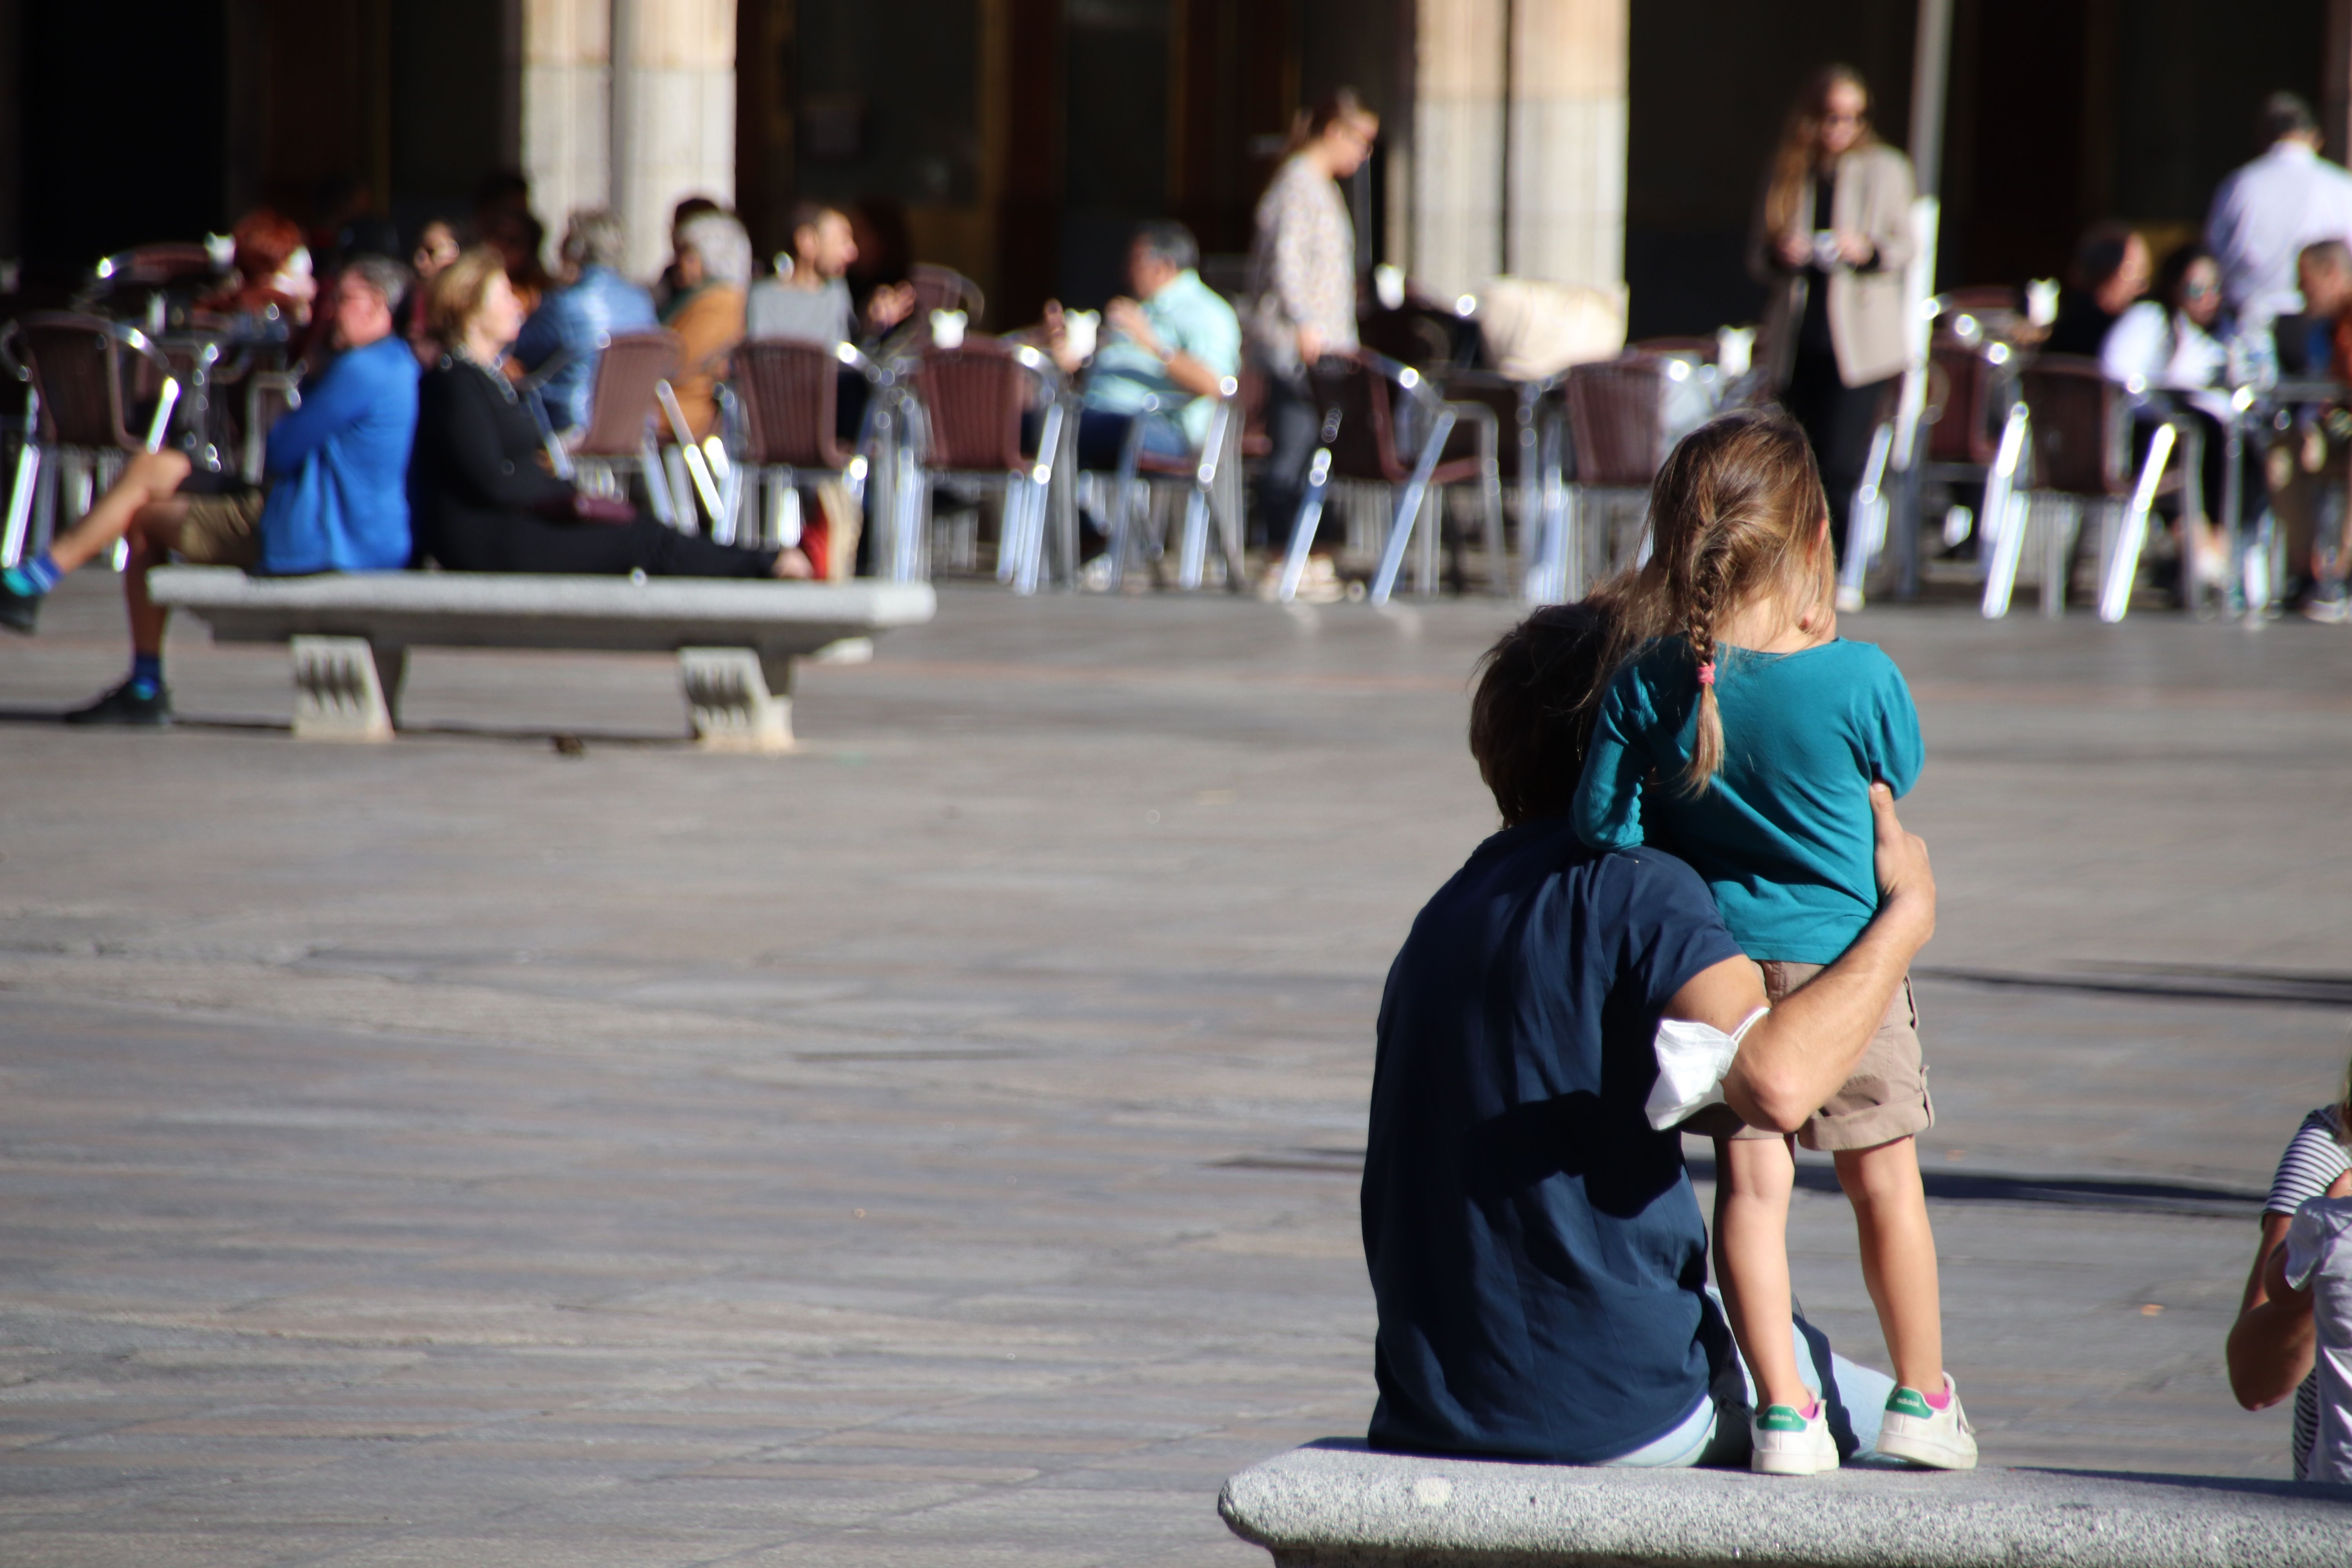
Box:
[1712,1133,1811,1410]
[1833,1136,1943,1393]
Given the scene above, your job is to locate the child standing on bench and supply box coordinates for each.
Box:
[1570,408,1974,1476]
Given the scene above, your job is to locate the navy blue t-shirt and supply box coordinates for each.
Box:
[1362,821,1746,1462]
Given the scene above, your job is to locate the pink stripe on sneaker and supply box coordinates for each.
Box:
[1925,1387,1951,1411]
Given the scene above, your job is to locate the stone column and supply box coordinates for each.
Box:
[1410,0,1508,304]
[523,0,612,256]
[1505,0,1625,292]
[612,0,736,279]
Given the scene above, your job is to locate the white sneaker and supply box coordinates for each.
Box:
[1876,1374,1978,1470]
[1750,1399,1838,1476]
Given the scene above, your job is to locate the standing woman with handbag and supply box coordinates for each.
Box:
[410,248,810,579]
[1749,66,1916,561]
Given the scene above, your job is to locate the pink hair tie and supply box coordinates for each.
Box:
[1696,661,1717,688]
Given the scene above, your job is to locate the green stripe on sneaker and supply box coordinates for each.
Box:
[1757,1405,1811,1433]
[1885,1387,1935,1420]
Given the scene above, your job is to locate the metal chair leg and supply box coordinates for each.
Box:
[1481,421,1506,597]
[1839,421,1894,607]
[2,439,39,568]
[1103,417,1149,592]
[1370,405,1458,606]
[1177,483,1210,590]
[2100,421,2175,623]
[1277,447,1335,602]
[2040,496,2080,620]
[1413,485,1441,597]
[1978,403,2033,619]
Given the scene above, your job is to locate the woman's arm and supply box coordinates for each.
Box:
[2231,1218,2317,1410]
[1854,149,1917,274]
[2229,1167,2351,1409]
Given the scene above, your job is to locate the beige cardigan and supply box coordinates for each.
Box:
[1749,143,1917,390]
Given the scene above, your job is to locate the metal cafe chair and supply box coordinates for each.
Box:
[240,371,304,485]
[0,314,181,568]
[1077,383,1247,593]
[728,339,888,561]
[1980,356,2190,622]
[1275,350,1503,605]
[530,329,683,527]
[893,338,1064,592]
[1552,355,1675,599]
[1439,367,1569,600]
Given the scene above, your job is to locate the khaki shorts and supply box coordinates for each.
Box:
[175,490,263,568]
[1719,960,1933,1151]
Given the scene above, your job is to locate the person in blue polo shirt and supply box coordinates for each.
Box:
[0,253,420,724]
[1360,602,1936,1468]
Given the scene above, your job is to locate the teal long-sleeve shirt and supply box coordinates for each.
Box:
[1569,636,1923,964]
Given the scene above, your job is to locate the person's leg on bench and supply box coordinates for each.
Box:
[1,450,193,635]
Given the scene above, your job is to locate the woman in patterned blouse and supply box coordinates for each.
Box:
[1248,89,1379,572]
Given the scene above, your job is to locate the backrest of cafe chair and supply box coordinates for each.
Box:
[734,340,851,470]
[573,330,680,458]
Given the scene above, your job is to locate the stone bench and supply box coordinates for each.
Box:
[1219,1441,2352,1567]
[148,566,935,751]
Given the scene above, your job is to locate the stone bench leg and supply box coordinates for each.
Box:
[290,636,406,742]
[679,647,793,753]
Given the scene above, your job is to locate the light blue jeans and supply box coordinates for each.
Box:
[1603,1293,1893,1468]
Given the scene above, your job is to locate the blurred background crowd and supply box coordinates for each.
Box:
[4,0,2352,617]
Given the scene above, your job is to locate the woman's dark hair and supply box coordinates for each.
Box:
[1287,87,1376,154]
[2069,221,2137,292]
[1764,65,1875,236]
[1469,602,1621,828]
[2156,243,2215,315]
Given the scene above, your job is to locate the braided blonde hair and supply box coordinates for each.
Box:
[1593,410,1833,796]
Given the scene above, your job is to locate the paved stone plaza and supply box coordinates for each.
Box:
[3,572,2351,1564]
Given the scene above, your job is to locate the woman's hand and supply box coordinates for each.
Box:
[1835,229,1876,266]
[1296,323,1326,367]
[1777,231,1812,270]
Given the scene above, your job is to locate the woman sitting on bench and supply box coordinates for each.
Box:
[410,247,812,581]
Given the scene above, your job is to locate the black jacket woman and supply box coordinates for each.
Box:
[411,247,811,579]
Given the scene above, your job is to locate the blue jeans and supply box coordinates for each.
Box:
[1603,1294,1893,1468]
[1073,407,1190,472]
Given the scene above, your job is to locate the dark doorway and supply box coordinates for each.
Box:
[21,0,231,287]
